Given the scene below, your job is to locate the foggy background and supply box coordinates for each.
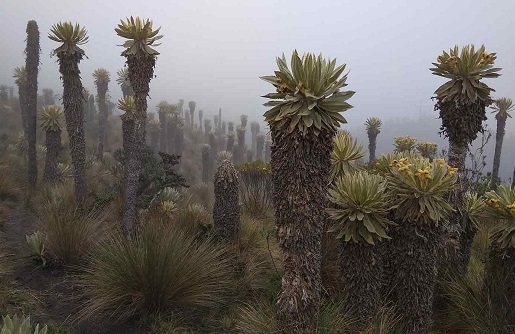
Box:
[1,0,514,181]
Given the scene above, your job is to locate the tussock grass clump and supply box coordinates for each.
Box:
[436,264,515,334]
[236,298,371,333]
[78,220,234,323]
[0,154,26,203]
[35,183,110,264]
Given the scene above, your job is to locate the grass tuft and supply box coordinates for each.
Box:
[78,219,234,323]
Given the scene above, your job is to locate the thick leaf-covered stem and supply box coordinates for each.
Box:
[166,119,176,155]
[386,222,440,334]
[43,130,61,183]
[96,81,109,159]
[339,241,382,332]
[123,54,155,237]
[150,128,159,152]
[447,140,472,272]
[491,117,506,188]
[273,127,333,334]
[256,135,264,161]
[226,134,234,157]
[58,53,87,207]
[265,140,271,162]
[16,83,29,140]
[213,160,240,242]
[26,20,40,188]
[122,118,135,189]
[368,132,377,164]
[201,145,211,183]
[174,126,183,157]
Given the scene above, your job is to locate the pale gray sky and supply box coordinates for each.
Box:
[1,0,514,131]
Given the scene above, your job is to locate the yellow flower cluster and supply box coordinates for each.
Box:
[486,198,500,208]
[507,201,515,213]
[390,158,412,174]
[390,157,458,179]
[434,158,458,175]
[479,52,495,65]
[415,167,432,180]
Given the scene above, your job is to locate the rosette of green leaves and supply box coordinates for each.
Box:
[160,187,182,203]
[93,68,110,86]
[1,315,48,334]
[386,156,457,224]
[260,50,355,135]
[431,44,501,103]
[115,16,162,56]
[484,186,515,250]
[13,67,27,85]
[118,96,136,121]
[330,130,365,180]
[365,117,382,135]
[217,150,233,162]
[48,22,88,55]
[40,105,64,132]
[327,171,394,245]
[460,191,488,229]
[116,68,130,89]
[372,152,420,177]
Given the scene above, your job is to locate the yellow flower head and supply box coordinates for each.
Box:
[486,198,500,209]
[415,168,432,179]
[448,167,458,176]
[435,158,445,166]
[507,201,515,212]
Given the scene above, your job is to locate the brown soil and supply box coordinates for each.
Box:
[0,208,145,334]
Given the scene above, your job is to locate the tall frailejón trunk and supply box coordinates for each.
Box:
[121,117,135,191]
[339,242,382,332]
[491,117,506,187]
[368,132,377,163]
[213,159,240,242]
[25,21,40,187]
[17,82,29,140]
[265,139,271,162]
[174,126,183,157]
[256,135,264,161]
[43,130,61,183]
[58,54,87,207]
[96,82,108,159]
[190,110,194,129]
[123,53,154,237]
[167,118,176,154]
[447,139,472,273]
[202,144,211,183]
[273,127,333,334]
[386,222,440,334]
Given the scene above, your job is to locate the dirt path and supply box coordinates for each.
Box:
[1,208,145,334]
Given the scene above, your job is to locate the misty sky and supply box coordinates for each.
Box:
[1,0,514,135]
